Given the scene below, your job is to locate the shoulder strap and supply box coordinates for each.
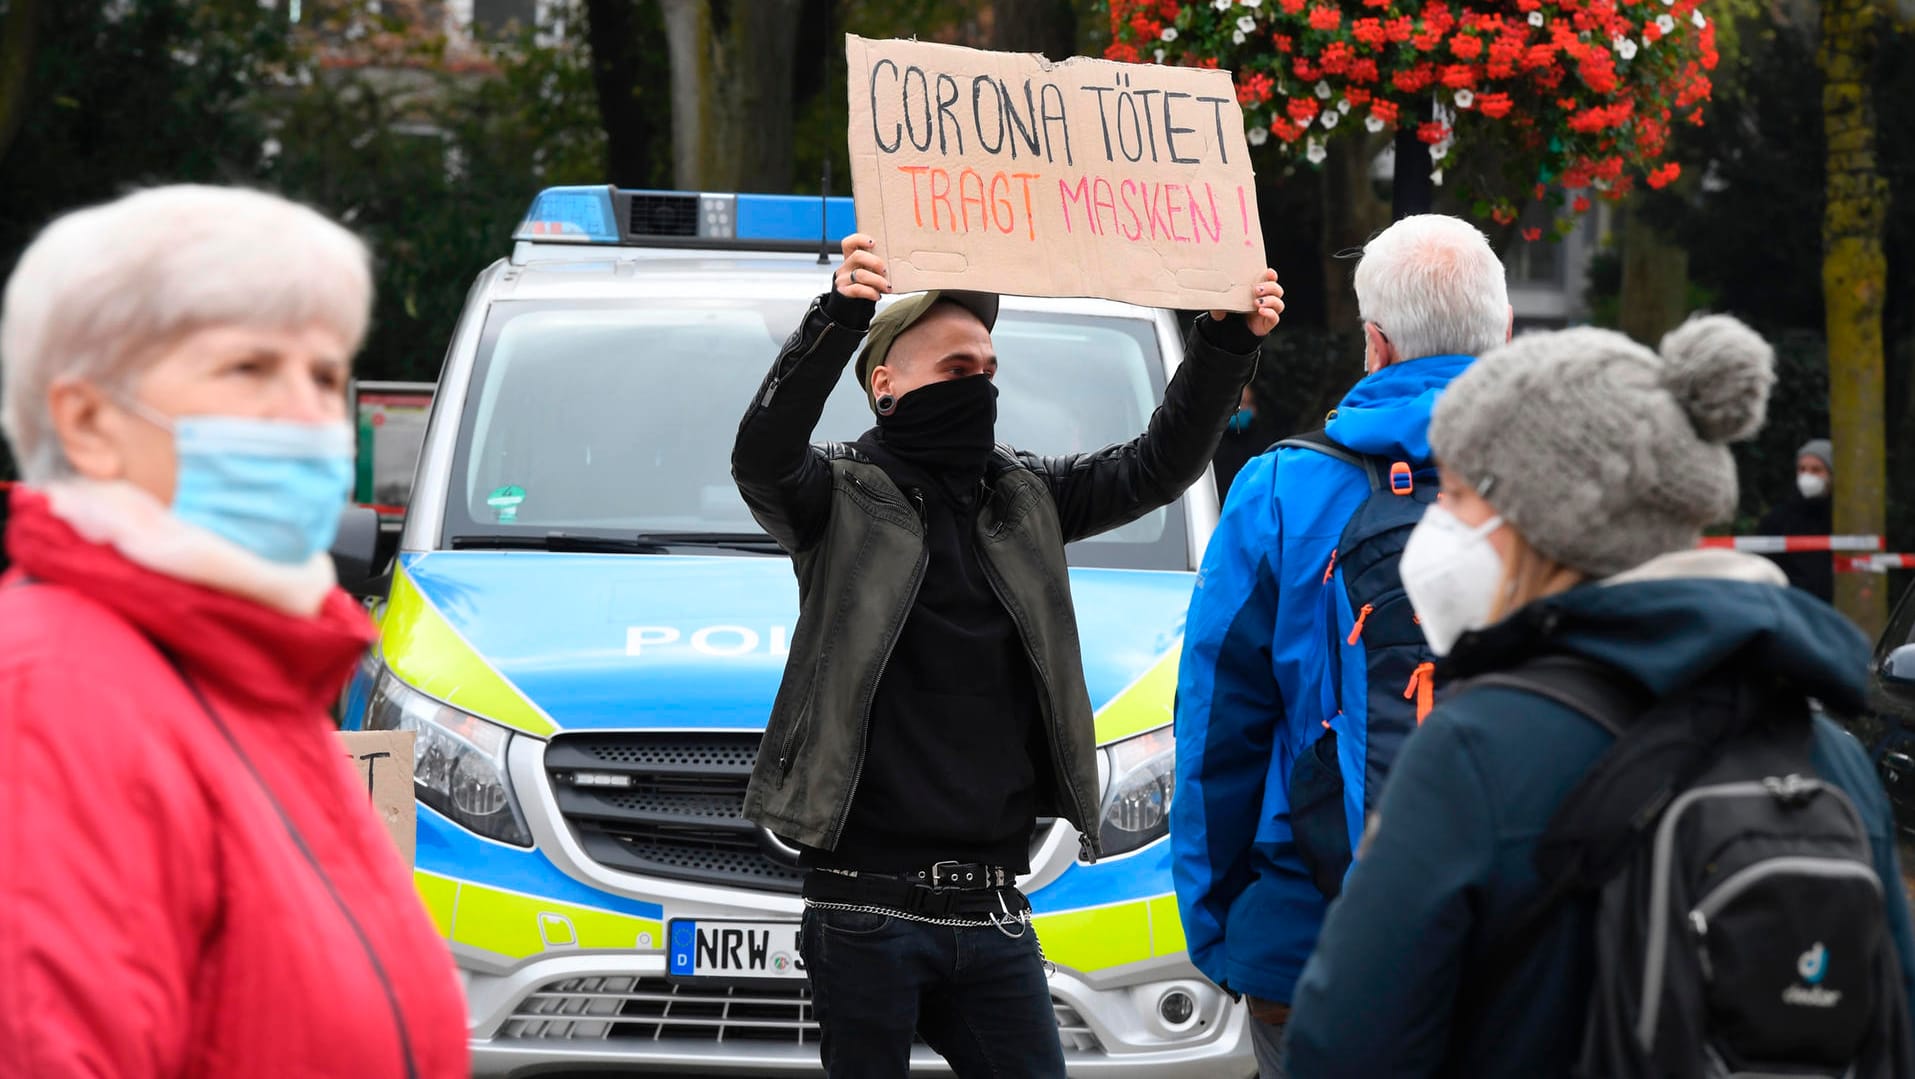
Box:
[1453,654,1656,1027]
[1462,654,1648,737]
[1273,429,1383,490]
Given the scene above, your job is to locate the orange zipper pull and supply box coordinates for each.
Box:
[1346,604,1374,645]
[1323,549,1338,584]
[1404,662,1436,724]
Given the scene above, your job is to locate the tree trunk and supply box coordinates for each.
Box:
[1322,132,1391,330]
[1391,124,1433,220]
[989,0,1077,60]
[658,0,802,192]
[0,0,40,169]
[1821,0,1890,636]
[583,0,668,188]
[1617,202,1690,346]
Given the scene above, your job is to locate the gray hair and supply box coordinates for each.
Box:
[1353,214,1510,362]
[1,185,372,482]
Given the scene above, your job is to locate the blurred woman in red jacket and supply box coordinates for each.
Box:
[0,186,468,1078]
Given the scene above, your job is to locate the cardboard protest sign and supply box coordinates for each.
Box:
[340,730,416,866]
[846,36,1264,312]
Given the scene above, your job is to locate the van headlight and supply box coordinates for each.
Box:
[1097,725,1175,856]
[363,669,534,847]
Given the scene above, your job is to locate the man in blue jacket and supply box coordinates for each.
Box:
[1171,214,1511,1075]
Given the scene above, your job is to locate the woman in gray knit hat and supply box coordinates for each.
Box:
[1283,317,1915,1077]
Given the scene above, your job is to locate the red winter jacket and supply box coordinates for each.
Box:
[0,488,469,1078]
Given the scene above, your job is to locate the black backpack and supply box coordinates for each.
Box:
[1273,429,1439,899]
[1467,655,1913,1078]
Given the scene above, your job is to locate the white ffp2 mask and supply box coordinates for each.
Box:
[1797,472,1829,499]
[1400,503,1506,656]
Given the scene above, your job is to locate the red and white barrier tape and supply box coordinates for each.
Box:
[1837,554,1915,574]
[1698,534,1883,554]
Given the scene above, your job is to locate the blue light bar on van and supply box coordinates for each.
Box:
[513,186,857,251]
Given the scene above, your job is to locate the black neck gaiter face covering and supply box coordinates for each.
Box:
[877,374,999,474]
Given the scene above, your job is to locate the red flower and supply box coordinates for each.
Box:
[1270,117,1306,143]
[1441,63,1477,88]
[1279,0,1306,12]
[1492,205,1519,225]
[1345,87,1373,106]
[1413,28,1445,51]
[1394,66,1433,92]
[1534,182,1547,200]
[1385,16,1414,42]
[1643,19,1664,44]
[1348,58,1381,82]
[1320,41,1355,74]
[1526,44,1558,69]
[1370,99,1401,125]
[1572,195,1592,213]
[1293,58,1321,81]
[1522,227,1543,242]
[1287,96,1322,124]
[1105,42,1142,63]
[1416,120,1451,145]
[1362,0,1391,7]
[1647,161,1682,189]
[1237,72,1276,105]
[1308,4,1341,31]
[1272,33,1294,53]
[1451,34,1484,60]
[1477,91,1513,118]
[1352,17,1387,49]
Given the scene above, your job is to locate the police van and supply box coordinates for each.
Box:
[336,186,1255,1076]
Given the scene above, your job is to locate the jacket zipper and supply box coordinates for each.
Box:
[973,532,1098,862]
[758,301,838,408]
[822,476,929,847]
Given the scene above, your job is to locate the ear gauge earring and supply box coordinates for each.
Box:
[876,394,897,416]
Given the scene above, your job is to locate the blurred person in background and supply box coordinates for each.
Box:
[1757,437,1835,601]
[0,185,469,1078]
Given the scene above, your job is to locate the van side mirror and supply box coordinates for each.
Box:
[330,505,384,599]
[1882,644,1915,696]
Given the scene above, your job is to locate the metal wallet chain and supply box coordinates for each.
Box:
[802,896,1055,976]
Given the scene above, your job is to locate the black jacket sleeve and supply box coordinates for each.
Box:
[731,291,874,553]
[1014,313,1261,544]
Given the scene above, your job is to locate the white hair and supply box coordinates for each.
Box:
[1,185,372,482]
[1353,214,1510,363]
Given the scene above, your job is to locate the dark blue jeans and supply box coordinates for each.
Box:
[800,904,1067,1078]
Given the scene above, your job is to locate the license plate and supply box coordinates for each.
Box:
[667,919,806,979]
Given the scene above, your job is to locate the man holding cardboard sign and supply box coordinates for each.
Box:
[733,220,1279,1076]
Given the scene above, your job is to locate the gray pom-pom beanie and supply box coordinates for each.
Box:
[1427,315,1777,579]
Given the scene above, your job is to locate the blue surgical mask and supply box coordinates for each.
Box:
[128,402,355,564]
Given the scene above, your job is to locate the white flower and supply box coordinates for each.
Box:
[1657,14,1676,34]
[1306,139,1328,164]
[1161,26,1178,41]
[1528,11,1544,26]
[1315,80,1332,99]
[1430,142,1446,160]
[1365,114,1386,133]
[1454,88,1475,108]
[1693,10,1707,27]
[1337,98,1351,114]
[1247,124,1270,146]
[1214,0,1232,9]
[1241,0,1264,7]
[1238,15,1258,33]
[1616,37,1639,60]
[1155,48,1167,62]
[1234,29,1246,43]
[260,137,282,162]
[1431,168,1444,186]
[1322,110,1340,129]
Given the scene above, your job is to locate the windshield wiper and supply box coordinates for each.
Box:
[448,531,782,555]
[632,531,784,554]
[451,532,671,554]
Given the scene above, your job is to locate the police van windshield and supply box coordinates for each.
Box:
[445,299,1188,571]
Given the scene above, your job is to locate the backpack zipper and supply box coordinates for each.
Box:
[1346,604,1374,645]
[1403,662,1435,723]
[1322,549,1338,585]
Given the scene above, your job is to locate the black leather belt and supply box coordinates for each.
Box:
[804,863,1026,918]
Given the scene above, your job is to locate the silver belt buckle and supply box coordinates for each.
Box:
[929,860,963,888]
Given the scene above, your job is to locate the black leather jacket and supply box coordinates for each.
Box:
[732,292,1260,857]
